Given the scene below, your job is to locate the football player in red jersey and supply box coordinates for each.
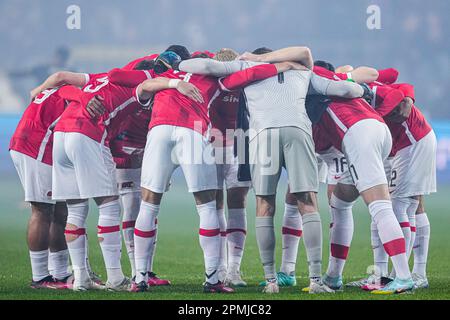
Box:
[10,85,82,289]
[110,103,171,287]
[209,49,251,287]
[367,80,436,289]
[32,60,201,292]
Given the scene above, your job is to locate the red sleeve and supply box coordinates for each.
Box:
[375,86,405,117]
[219,64,278,91]
[391,83,415,101]
[57,85,83,102]
[108,68,152,87]
[376,68,399,85]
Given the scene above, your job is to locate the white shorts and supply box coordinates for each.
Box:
[340,119,392,192]
[317,146,348,186]
[52,132,118,200]
[10,150,55,204]
[141,125,218,193]
[389,130,437,198]
[215,146,252,190]
[116,168,141,195]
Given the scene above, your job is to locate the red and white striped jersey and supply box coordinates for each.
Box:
[110,108,151,169]
[149,70,221,135]
[9,85,82,165]
[54,73,145,145]
[312,66,384,152]
[209,90,239,147]
[369,82,432,156]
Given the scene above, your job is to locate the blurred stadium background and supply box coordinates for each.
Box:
[0,0,449,299]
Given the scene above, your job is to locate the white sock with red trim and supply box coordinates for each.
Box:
[48,249,71,280]
[407,199,419,258]
[371,221,389,277]
[134,201,159,283]
[327,195,354,278]
[280,203,302,275]
[66,201,89,285]
[217,208,227,277]
[148,217,158,274]
[226,208,247,274]
[197,200,220,284]
[121,192,141,278]
[98,200,124,286]
[413,213,430,277]
[29,250,50,282]
[368,200,411,280]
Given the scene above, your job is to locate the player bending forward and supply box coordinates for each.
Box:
[364,80,436,290]
[209,49,252,287]
[109,98,170,286]
[310,64,414,294]
[10,84,82,289]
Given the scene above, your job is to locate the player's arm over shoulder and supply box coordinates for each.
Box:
[30,71,89,100]
[136,77,204,106]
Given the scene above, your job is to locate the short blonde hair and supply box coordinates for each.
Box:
[214,48,239,62]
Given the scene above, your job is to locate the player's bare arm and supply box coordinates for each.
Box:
[30,71,89,100]
[137,77,204,104]
[347,66,379,84]
[239,46,314,70]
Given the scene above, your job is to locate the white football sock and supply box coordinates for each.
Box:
[392,198,412,257]
[48,249,71,280]
[30,250,50,281]
[66,201,90,285]
[98,199,124,286]
[302,212,323,280]
[134,201,159,283]
[413,213,430,277]
[371,221,388,277]
[217,208,228,275]
[255,216,276,280]
[121,191,141,278]
[368,200,411,280]
[148,217,158,274]
[280,203,302,276]
[327,195,354,278]
[197,200,221,284]
[226,208,247,274]
[407,199,419,258]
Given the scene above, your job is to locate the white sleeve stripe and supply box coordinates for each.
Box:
[143,70,152,79]
[84,73,90,85]
[135,83,151,107]
[218,78,232,92]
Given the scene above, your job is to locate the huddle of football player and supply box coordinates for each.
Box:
[9,43,435,295]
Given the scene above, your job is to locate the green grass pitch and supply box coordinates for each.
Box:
[0,176,449,300]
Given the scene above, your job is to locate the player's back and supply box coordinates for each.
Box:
[10,87,68,164]
[56,73,139,144]
[150,70,220,134]
[387,105,432,155]
[209,90,239,146]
